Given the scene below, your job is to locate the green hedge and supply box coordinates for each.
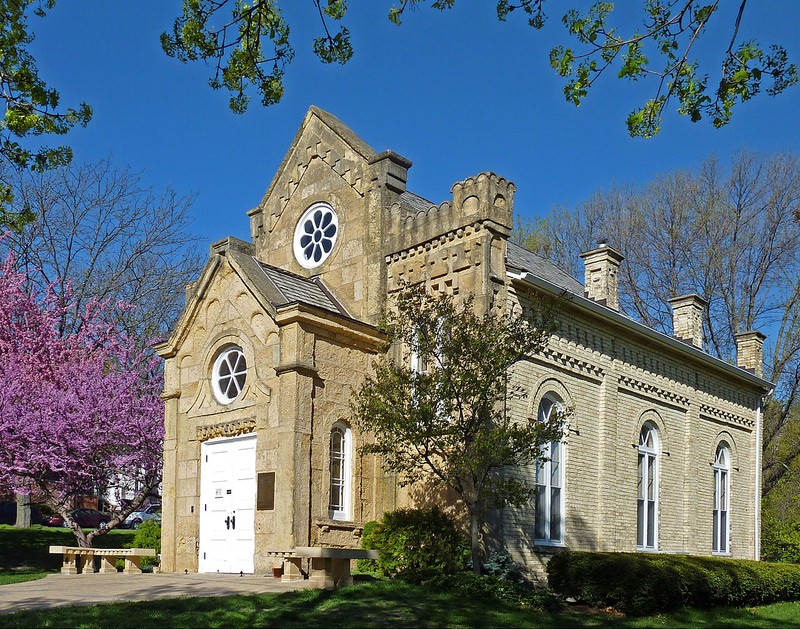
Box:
[547,550,800,616]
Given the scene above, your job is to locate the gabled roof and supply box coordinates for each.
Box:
[506,242,584,295]
[256,261,349,317]
[222,244,347,317]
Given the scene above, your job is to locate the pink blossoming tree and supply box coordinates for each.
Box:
[0,251,164,547]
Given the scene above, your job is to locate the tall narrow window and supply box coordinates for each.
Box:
[535,396,564,544]
[637,423,658,550]
[329,422,352,520]
[713,444,730,554]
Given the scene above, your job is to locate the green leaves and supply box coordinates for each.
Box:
[0,1,92,222]
[352,283,563,515]
[541,1,798,137]
[163,0,357,113]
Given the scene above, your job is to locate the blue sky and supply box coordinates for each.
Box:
[28,2,800,249]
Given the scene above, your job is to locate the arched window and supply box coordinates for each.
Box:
[713,444,730,554]
[329,422,352,521]
[535,396,564,544]
[637,423,659,550]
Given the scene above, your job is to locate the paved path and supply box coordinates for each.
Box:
[0,573,314,614]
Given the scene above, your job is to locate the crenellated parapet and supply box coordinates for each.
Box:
[384,172,514,254]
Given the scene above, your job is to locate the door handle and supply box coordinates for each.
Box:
[231,514,236,530]
[225,516,231,530]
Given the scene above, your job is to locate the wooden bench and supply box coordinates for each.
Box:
[267,547,378,588]
[49,546,156,575]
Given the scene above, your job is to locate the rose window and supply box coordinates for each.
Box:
[212,346,247,404]
[293,203,339,269]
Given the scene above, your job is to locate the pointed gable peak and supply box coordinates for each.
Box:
[305,105,376,160]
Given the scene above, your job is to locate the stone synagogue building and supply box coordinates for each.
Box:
[156,107,773,578]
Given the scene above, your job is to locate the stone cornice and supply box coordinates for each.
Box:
[274,303,385,352]
[618,375,691,408]
[699,403,755,429]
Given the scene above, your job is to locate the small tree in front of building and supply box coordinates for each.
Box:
[352,285,565,574]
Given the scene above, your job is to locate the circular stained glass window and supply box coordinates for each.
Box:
[212,346,247,404]
[293,202,339,269]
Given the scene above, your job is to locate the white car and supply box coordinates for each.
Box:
[123,504,161,529]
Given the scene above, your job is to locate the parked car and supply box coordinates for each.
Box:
[44,513,65,527]
[45,508,111,529]
[122,504,161,529]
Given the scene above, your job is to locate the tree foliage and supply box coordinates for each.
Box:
[0,1,92,223]
[351,285,564,573]
[0,249,164,548]
[163,1,796,136]
[513,150,800,498]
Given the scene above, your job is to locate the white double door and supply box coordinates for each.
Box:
[199,434,256,573]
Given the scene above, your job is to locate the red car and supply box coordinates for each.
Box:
[45,509,111,529]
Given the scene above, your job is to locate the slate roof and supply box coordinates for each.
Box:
[399,191,436,213]
[506,241,584,295]
[256,261,347,316]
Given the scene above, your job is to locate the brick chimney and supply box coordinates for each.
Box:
[734,330,766,377]
[579,243,624,310]
[668,294,707,348]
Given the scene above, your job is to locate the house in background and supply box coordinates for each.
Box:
[156,107,772,578]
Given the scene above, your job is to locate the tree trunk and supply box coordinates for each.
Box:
[14,494,31,528]
[469,507,482,574]
[66,516,91,548]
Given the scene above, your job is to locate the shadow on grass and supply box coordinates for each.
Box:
[2,580,800,628]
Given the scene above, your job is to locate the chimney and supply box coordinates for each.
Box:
[668,294,707,348]
[734,330,766,378]
[579,243,624,310]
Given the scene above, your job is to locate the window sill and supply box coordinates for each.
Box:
[534,540,566,547]
[712,551,731,557]
[636,547,659,553]
[534,542,567,553]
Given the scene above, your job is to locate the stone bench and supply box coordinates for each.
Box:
[49,546,157,575]
[267,547,378,588]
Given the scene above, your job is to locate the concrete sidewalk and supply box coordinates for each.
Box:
[0,572,314,614]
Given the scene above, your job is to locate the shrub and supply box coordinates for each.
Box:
[482,549,524,583]
[547,550,800,616]
[126,520,161,571]
[360,508,469,578]
[425,571,562,611]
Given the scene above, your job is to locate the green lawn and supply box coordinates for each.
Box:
[1,580,800,628]
[0,524,137,583]
[2,526,800,627]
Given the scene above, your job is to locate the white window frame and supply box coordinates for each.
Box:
[211,345,247,404]
[293,202,339,269]
[712,444,731,555]
[534,396,565,546]
[328,422,352,521]
[637,423,659,551]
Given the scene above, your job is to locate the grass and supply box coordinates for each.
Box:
[0,524,137,572]
[2,527,800,627]
[1,580,800,627]
[0,524,137,584]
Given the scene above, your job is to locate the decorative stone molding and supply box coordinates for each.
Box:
[618,375,690,407]
[314,518,364,539]
[700,403,754,429]
[196,418,256,441]
[255,144,368,237]
[538,347,605,381]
